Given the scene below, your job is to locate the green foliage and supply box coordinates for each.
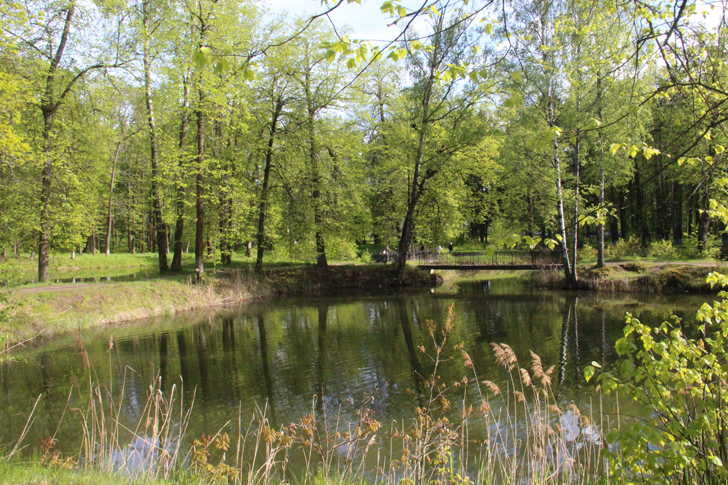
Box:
[586,273,728,484]
[647,240,679,260]
[578,244,597,261]
[680,233,720,260]
[605,237,642,259]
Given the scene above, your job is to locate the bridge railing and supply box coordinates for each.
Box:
[373,250,562,266]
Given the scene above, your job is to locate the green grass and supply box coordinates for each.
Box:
[1,250,379,289]
[0,461,183,485]
[3,275,236,341]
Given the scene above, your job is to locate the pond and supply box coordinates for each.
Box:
[0,277,716,478]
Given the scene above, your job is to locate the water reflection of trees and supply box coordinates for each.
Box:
[0,288,688,457]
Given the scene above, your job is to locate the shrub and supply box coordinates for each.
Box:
[680,233,721,259]
[578,244,598,261]
[605,237,642,259]
[357,249,372,264]
[325,236,358,261]
[647,240,679,260]
[586,272,728,484]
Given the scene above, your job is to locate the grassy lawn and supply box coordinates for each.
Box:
[1,250,374,289]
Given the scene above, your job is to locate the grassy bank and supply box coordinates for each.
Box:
[529,262,727,293]
[1,265,437,342]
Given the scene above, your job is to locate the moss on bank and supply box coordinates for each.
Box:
[529,262,724,293]
[2,265,438,342]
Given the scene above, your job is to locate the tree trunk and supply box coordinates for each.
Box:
[38,3,76,283]
[698,188,711,252]
[395,128,427,284]
[549,101,575,287]
[596,73,605,268]
[255,96,283,273]
[394,16,443,285]
[597,159,605,267]
[143,4,168,272]
[105,141,123,256]
[619,188,629,241]
[171,74,191,272]
[672,182,683,245]
[195,85,205,276]
[303,62,327,268]
[91,226,96,255]
[572,126,581,279]
[634,165,650,248]
[39,108,55,283]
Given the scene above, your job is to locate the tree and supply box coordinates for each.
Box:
[393,6,487,283]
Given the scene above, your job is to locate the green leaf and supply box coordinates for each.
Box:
[620,359,634,377]
[347,58,357,69]
[585,117,601,130]
[615,337,631,356]
[192,49,208,68]
[584,365,595,383]
[484,23,493,35]
[213,57,229,74]
[325,50,336,63]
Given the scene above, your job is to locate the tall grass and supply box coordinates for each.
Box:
[6,310,607,484]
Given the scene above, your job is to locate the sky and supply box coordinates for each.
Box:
[263,0,429,42]
[264,0,725,42]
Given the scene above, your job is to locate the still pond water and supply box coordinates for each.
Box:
[0,277,715,460]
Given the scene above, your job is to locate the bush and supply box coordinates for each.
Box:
[325,236,358,261]
[578,244,597,261]
[605,237,642,259]
[357,249,372,264]
[586,272,728,484]
[680,233,720,259]
[647,240,679,260]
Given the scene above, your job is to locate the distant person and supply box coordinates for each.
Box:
[448,242,453,254]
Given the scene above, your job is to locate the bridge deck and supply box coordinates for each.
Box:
[417,264,563,271]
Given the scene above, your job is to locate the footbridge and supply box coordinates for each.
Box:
[375,250,563,271]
